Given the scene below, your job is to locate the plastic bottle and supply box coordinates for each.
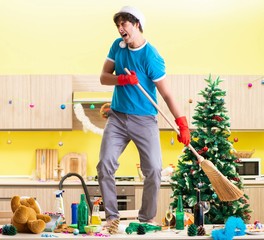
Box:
[175,195,184,230]
[71,203,78,224]
[136,164,144,181]
[161,166,174,176]
[194,189,204,226]
[54,190,64,215]
[91,197,102,225]
[78,194,89,233]
[125,222,161,234]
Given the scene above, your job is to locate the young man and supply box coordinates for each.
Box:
[96,6,190,224]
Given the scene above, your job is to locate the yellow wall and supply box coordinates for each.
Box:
[0,0,264,75]
[0,131,185,177]
[0,0,263,177]
[0,131,263,177]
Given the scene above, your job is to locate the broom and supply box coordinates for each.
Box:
[124,68,244,201]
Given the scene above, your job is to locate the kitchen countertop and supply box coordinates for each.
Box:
[0,177,264,186]
[0,177,170,186]
[0,225,264,240]
[0,225,263,240]
[0,177,263,186]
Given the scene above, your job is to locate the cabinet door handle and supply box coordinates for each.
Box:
[0,197,12,201]
[117,199,131,203]
[0,197,37,200]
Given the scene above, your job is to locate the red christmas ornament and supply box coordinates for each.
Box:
[212,115,223,122]
[232,177,240,182]
[234,137,239,142]
[202,146,208,152]
[197,149,203,155]
[198,146,209,155]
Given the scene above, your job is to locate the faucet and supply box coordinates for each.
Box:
[58,172,93,214]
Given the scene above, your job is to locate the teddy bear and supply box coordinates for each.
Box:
[10,195,51,234]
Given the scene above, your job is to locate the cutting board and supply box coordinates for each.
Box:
[36,149,58,181]
[60,152,87,179]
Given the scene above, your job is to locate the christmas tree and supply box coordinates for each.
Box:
[171,75,251,224]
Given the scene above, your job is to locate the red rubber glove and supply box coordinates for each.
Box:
[117,70,139,85]
[175,116,191,145]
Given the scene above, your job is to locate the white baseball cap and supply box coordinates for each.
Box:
[118,6,146,30]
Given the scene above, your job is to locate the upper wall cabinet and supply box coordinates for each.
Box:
[157,75,189,129]
[0,76,31,129]
[0,75,72,130]
[226,75,264,130]
[157,74,264,130]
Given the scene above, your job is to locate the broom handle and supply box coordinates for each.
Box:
[124,68,203,161]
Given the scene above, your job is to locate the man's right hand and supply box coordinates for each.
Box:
[117,70,139,85]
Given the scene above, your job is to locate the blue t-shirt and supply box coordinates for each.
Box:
[107,38,166,116]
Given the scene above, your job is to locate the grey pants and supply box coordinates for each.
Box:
[97,109,162,222]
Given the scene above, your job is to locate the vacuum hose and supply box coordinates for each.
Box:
[58,172,93,214]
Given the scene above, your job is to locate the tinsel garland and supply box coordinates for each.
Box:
[73,103,104,135]
[212,216,246,240]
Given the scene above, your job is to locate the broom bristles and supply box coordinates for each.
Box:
[200,159,244,201]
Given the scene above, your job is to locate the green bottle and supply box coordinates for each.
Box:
[78,194,88,233]
[176,195,184,230]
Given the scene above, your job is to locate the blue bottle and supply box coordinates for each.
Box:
[71,203,78,224]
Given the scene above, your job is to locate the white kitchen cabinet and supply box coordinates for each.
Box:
[0,75,72,130]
